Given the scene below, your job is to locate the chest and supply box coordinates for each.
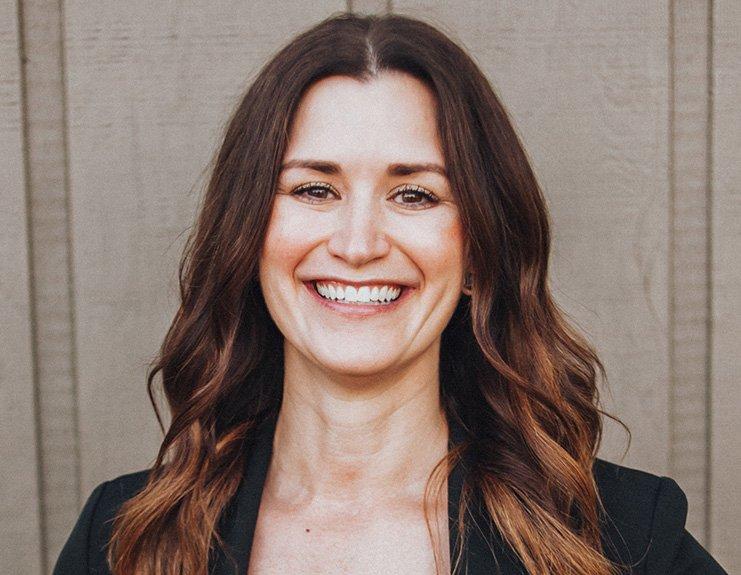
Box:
[246,500,449,575]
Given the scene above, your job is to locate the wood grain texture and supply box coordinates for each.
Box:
[3,2,736,571]
[0,1,44,573]
[18,0,81,569]
[392,1,671,471]
[710,1,741,571]
[349,0,391,14]
[61,0,346,495]
[669,0,711,545]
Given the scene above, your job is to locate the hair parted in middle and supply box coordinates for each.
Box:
[107,12,630,575]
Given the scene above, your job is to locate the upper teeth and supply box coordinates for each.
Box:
[314,282,402,303]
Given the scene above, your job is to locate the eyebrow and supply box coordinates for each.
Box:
[280,159,448,179]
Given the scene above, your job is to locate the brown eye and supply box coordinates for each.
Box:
[290,182,337,204]
[392,185,439,209]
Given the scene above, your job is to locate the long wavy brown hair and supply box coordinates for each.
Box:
[108,11,631,575]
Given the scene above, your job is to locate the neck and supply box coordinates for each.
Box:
[266,343,450,507]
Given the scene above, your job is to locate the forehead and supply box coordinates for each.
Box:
[285,72,444,168]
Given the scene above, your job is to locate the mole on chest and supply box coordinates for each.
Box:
[246,512,447,575]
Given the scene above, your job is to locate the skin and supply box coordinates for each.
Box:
[254,71,467,571]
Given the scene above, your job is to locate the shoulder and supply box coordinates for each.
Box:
[93,469,151,513]
[592,456,688,531]
[52,469,151,575]
[591,458,726,574]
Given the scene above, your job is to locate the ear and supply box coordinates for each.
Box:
[462,270,473,296]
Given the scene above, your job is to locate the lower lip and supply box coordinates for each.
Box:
[303,281,413,317]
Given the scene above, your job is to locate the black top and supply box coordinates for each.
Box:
[53,414,728,574]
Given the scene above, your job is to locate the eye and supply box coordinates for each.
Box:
[290,182,338,204]
[391,184,440,209]
[288,182,440,209]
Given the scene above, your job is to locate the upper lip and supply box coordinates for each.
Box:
[307,277,413,288]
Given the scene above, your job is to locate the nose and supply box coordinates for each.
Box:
[326,188,391,267]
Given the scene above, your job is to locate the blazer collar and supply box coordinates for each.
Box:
[212,414,524,575]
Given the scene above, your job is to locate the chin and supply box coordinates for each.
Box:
[312,353,402,379]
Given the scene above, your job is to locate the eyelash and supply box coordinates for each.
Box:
[290,182,440,208]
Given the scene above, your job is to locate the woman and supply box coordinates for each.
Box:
[53,12,727,575]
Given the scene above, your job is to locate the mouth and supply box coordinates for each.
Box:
[302,280,413,316]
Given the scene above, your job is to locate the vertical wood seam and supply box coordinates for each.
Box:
[667,0,676,480]
[704,0,715,550]
[17,0,82,569]
[57,0,83,513]
[668,0,712,545]
[16,0,49,571]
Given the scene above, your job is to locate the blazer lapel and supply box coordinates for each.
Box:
[212,414,523,575]
[447,420,525,575]
[212,414,278,575]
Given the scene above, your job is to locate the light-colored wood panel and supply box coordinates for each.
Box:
[392,1,671,472]
[350,0,390,14]
[669,0,711,545]
[710,1,741,571]
[0,1,43,573]
[18,0,82,569]
[62,2,347,497]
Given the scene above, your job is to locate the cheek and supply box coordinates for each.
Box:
[260,200,318,275]
[444,216,465,264]
[401,211,465,273]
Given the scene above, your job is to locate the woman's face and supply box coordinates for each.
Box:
[259,71,466,378]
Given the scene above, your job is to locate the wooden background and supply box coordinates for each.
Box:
[1,1,738,572]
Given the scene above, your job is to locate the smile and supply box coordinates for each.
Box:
[313,281,402,304]
[303,281,412,316]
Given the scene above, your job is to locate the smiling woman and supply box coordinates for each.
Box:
[260,72,465,372]
[53,11,726,575]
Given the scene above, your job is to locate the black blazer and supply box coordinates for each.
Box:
[53,414,727,574]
